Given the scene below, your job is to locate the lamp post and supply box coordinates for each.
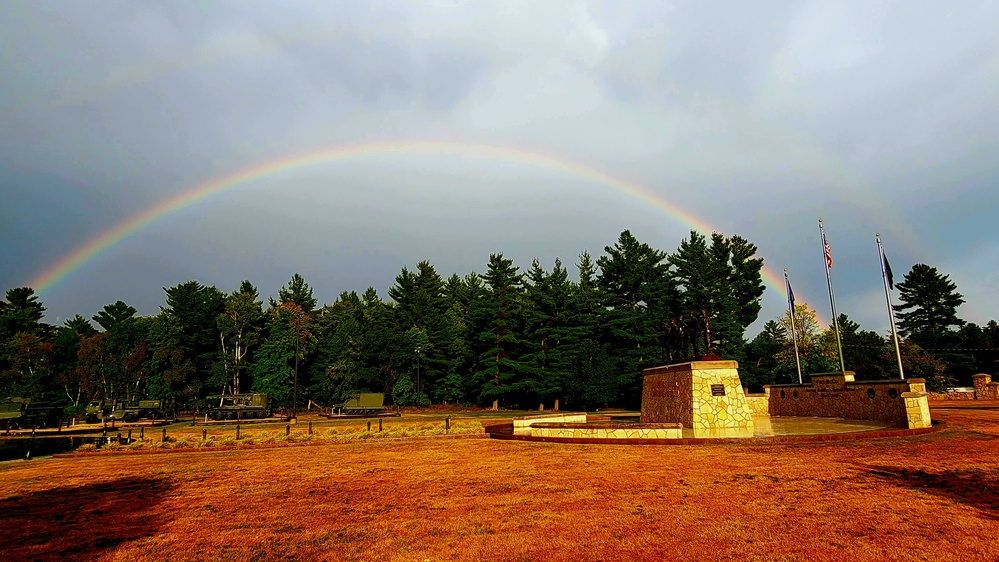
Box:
[415,346,421,407]
[292,325,299,421]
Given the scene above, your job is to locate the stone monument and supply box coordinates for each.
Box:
[641,360,755,437]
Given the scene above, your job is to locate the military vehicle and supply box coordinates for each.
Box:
[1,398,60,430]
[205,393,271,421]
[84,397,174,424]
[333,393,386,416]
[84,399,110,424]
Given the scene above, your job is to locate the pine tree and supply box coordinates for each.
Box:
[742,321,784,389]
[472,254,530,408]
[308,291,365,404]
[894,264,965,345]
[669,231,764,361]
[276,273,318,314]
[388,261,447,403]
[53,315,97,409]
[523,258,573,407]
[0,287,47,337]
[894,264,967,376]
[251,302,312,408]
[597,230,671,404]
[562,251,617,409]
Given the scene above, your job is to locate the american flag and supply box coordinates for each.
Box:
[823,232,833,268]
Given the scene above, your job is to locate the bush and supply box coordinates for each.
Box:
[288,431,313,443]
[76,443,96,453]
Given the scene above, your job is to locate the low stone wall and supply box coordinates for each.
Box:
[744,394,770,416]
[512,412,587,430]
[641,361,755,434]
[765,373,931,429]
[927,390,977,401]
[530,422,683,440]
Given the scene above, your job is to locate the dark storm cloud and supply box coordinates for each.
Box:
[1,0,997,332]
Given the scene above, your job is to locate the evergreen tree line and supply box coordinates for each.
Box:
[1,231,995,415]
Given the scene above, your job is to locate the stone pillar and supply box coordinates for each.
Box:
[972,374,997,400]
[902,378,931,429]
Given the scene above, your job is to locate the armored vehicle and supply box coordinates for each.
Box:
[206,393,271,421]
[334,393,385,416]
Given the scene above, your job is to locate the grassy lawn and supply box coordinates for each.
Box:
[1,405,996,561]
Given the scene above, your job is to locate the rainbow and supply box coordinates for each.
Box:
[29,140,798,307]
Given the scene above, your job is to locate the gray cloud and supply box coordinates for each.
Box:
[2,0,998,333]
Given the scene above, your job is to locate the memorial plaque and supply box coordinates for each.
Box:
[710,384,725,396]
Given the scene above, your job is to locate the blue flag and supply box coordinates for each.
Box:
[786,277,795,309]
[883,253,894,290]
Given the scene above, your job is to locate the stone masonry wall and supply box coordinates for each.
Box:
[766,373,931,429]
[927,374,998,401]
[642,361,754,434]
[530,422,683,440]
[744,394,770,416]
[927,390,977,400]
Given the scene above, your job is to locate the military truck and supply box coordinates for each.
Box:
[333,393,386,417]
[1,398,60,430]
[84,399,110,424]
[84,397,174,424]
[205,393,271,421]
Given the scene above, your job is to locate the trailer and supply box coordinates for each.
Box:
[332,393,386,417]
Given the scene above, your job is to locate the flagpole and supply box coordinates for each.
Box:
[877,234,905,379]
[819,219,846,372]
[785,269,803,384]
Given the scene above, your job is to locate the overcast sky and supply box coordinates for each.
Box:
[2,0,997,335]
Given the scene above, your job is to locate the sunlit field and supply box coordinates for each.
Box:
[1,405,997,561]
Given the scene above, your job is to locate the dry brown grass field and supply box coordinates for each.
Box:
[1,404,997,561]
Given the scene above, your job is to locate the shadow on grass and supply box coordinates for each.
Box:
[0,476,173,558]
[863,464,999,518]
